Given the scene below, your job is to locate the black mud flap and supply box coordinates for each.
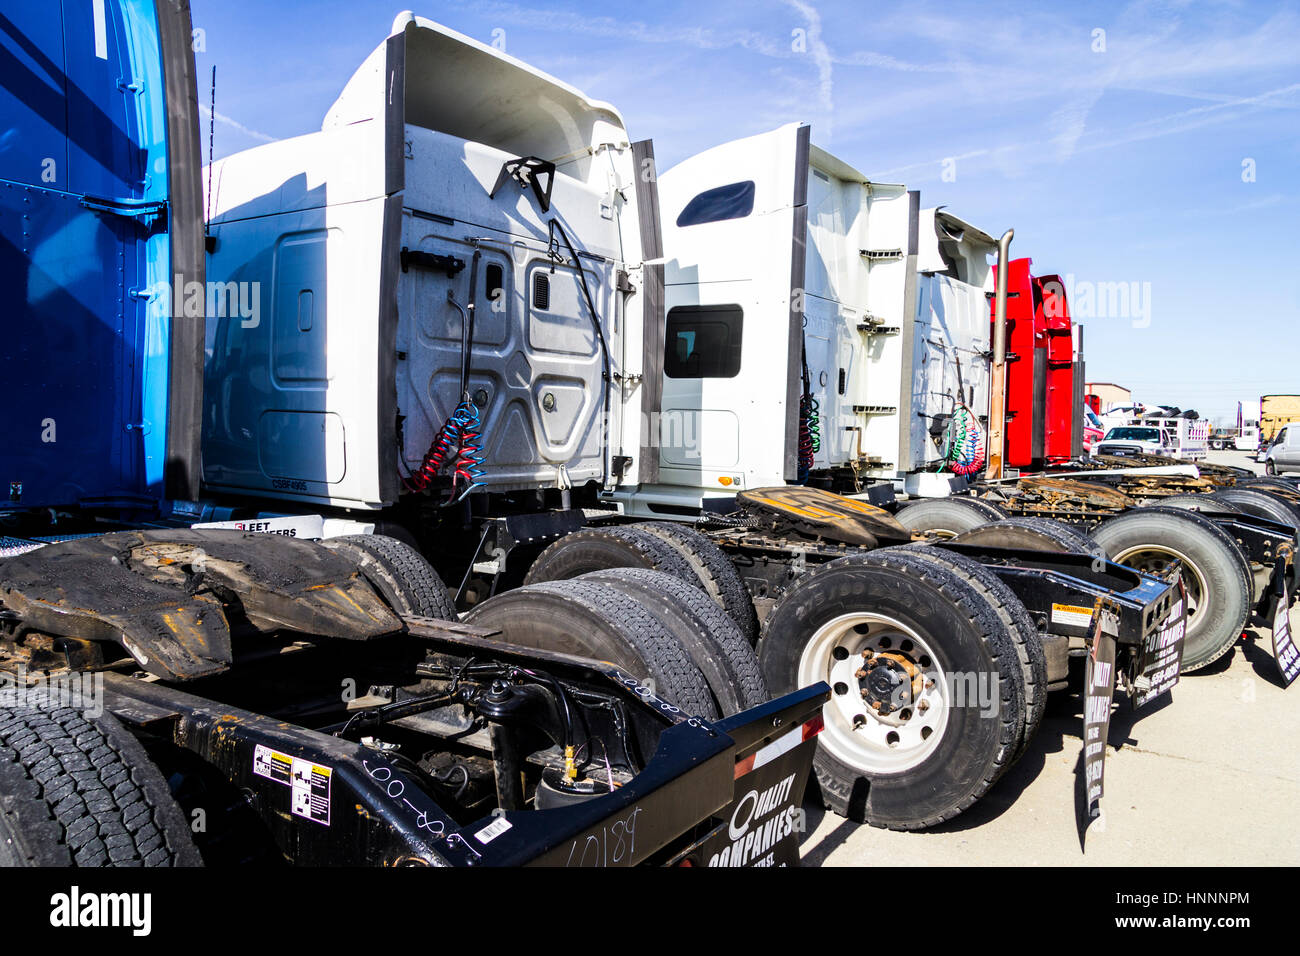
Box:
[0,530,401,681]
[1128,581,1187,708]
[1269,566,1299,687]
[1078,603,1119,848]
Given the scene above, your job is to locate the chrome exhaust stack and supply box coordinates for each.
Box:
[986,228,1014,480]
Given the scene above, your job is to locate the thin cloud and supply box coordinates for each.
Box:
[441,0,790,56]
[200,105,275,144]
[444,0,961,75]
[869,81,1300,184]
[785,0,834,134]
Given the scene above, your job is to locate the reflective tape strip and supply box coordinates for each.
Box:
[93,0,108,59]
[734,714,824,779]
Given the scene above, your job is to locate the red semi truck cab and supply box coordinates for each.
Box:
[991,258,1084,470]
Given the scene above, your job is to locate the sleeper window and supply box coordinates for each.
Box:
[665,305,743,378]
[675,181,756,227]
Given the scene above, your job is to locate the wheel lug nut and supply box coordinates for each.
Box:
[854,669,867,679]
[870,701,882,711]
[918,700,929,713]
[861,649,873,659]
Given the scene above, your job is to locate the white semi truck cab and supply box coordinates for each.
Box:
[201,14,662,512]
[607,124,999,518]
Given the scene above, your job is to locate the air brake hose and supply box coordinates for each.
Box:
[941,402,986,476]
[940,353,984,475]
[797,342,820,483]
[405,248,488,500]
[459,248,482,399]
[548,218,612,448]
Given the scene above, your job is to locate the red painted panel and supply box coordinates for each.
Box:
[1036,274,1076,461]
[992,258,1043,468]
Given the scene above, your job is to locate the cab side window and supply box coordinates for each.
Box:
[664,305,743,378]
[676,181,756,227]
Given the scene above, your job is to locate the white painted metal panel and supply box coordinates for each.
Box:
[202,16,653,508]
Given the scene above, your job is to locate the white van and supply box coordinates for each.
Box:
[1263,422,1300,475]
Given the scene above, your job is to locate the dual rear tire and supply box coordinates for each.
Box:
[0,691,200,867]
[893,496,1005,536]
[517,522,767,718]
[757,549,1027,830]
[902,495,1259,674]
[524,517,1050,830]
[1090,507,1253,672]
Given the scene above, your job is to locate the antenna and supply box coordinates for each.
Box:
[205,65,215,242]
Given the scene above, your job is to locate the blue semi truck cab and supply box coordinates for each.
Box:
[1,0,203,518]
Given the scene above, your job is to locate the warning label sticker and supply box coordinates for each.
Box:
[1051,603,1094,629]
[253,745,332,826]
[291,758,332,826]
[253,744,293,785]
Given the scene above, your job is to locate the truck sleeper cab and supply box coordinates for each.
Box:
[609,123,1001,519]
[202,14,660,512]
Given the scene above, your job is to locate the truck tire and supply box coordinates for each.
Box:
[951,516,1105,557]
[325,534,457,620]
[960,497,1009,521]
[1209,487,1300,535]
[899,544,1047,763]
[757,550,1025,830]
[0,689,201,867]
[464,580,718,719]
[523,527,697,589]
[894,498,1000,537]
[1090,508,1252,672]
[1148,494,1242,514]
[624,522,760,644]
[1237,477,1300,496]
[578,568,768,715]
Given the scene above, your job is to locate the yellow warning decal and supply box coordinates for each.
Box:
[1051,603,1094,628]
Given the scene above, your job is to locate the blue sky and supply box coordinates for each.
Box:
[190,0,1300,423]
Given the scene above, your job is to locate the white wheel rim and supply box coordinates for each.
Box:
[799,612,950,774]
[1113,543,1208,628]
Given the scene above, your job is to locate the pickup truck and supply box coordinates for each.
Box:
[1096,418,1209,461]
[1095,425,1171,457]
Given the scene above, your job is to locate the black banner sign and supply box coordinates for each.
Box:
[1133,585,1186,708]
[1272,573,1299,688]
[1082,608,1118,822]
